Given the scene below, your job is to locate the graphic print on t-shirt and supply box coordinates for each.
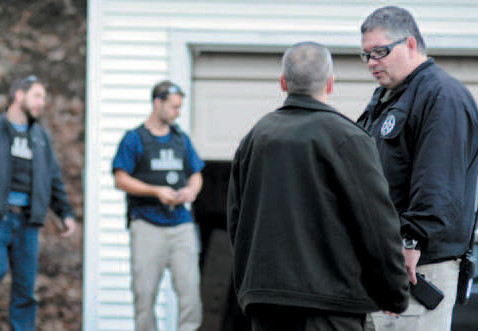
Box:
[11,136,32,160]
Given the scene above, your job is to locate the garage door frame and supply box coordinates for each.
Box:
[170,29,478,133]
[170,29,478,159]
[170,29,363,133]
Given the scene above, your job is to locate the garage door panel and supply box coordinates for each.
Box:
[193,53,478,160]
[328,81,378,121]
[194,53,282,80]
[193,81,284,160]
[435,57,478,84]
[466,85,478,101]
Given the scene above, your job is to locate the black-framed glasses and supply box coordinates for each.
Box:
[360,37,408,63]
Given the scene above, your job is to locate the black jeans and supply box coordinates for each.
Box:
[248,304,365,331]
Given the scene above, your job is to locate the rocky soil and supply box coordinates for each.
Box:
[0,0,86,330]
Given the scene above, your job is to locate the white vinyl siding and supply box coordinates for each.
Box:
[85,1,478,330]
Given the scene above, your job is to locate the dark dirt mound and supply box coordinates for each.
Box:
[0,1,86,330]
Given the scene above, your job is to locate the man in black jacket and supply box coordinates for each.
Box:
[0,75,76,330]
[227,42,409,331]
[358,6,478,331]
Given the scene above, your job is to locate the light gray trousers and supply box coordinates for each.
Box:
[366,260,459,331]
[130,220,202,331]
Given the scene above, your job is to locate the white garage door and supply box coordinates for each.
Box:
[192,52,478,161]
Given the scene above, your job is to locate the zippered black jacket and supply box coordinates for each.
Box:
[0,114,74,225]
[228,94,409,315]
[358,59,478,265]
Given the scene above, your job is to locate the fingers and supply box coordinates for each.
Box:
[157,186,196,205]
[407,266,417,285]
[405,260,416,284]
[383,311,399,317]
[409,269,417,285]
[157,187,180,205]
[61,218,76,238]
[403,248,421,285]
[177,188,196,203]
[176,190,188,203]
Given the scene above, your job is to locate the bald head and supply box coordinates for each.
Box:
[281,42,333,97]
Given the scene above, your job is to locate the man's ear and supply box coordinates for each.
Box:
[14,90,24,103]
[280,75,288,92]
[325,76,334,95]
[406,36,418,54]
[152,97,162,109]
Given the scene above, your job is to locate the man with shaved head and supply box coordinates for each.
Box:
[227,42,409,331]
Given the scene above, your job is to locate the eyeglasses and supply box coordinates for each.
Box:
[360,37,408,63]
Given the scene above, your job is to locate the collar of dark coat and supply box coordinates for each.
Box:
[366,58,435,111]
[0,113,11,133]
[283,93,372,136]
[279,93,338,114]
[0,112,42,139]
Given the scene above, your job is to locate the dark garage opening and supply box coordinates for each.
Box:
[192,164,478,331]
[194,161,250,331]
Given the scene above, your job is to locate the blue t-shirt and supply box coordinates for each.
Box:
[112,127,205,226]
[8,123,30,206]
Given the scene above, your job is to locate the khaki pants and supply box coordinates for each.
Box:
[366,260,459,331]
[130,220,202,331]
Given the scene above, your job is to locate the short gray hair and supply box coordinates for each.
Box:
[361,6,426,54]
[281,42,333,96]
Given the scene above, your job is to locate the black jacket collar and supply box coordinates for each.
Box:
[362,58,435,123]
[0,112,40,131]
[379,58,435,102]
[281,93,370,135]
[399,57,434,88]
[280,93,338,114]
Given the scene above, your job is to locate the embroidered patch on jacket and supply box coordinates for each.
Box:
[380,114,396,137]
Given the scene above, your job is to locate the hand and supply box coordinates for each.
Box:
[61,217,76,238]
[383,311,399,318]
[155,186,181,206]
[177,187,198,204]
[403,248,421,285]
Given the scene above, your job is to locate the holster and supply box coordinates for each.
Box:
[456,251,475,305]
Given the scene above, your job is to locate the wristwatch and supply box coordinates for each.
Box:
[403,238,419,250]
